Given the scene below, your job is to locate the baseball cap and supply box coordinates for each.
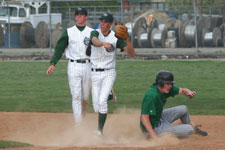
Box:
[99,13,113,23]
[75,7,87,16]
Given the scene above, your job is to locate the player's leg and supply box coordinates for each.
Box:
[162,105,191,124]
[153,105,194,137]
[154,105,207,137]
[91,71,102,113]
[154,117,194,138]
[97,69,116,134]
[67,61,82,126]
[82,100,89,118]
[157,105,207,137]
[81,63,91,117]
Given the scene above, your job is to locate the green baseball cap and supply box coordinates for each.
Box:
[99,13,113,23]
[75,7,87,16]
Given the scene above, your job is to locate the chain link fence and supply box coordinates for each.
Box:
[0,0,224,50]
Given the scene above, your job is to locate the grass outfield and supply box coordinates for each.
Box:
[0,60,224,115]
[0,140,32,148]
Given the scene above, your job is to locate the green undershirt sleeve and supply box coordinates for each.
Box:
[50,30,69,65]
[90,30,99,42]
[116,39,127,52]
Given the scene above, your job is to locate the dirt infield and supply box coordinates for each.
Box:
[0,111,224,150]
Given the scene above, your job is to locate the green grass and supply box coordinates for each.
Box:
[0,140,32,148]
[0,60,224,115]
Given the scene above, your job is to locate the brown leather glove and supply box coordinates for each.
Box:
[115,24,128,40]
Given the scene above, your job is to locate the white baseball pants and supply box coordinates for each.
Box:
[154,105,194,137]
[91,69,116,114]
[67,60,91,125]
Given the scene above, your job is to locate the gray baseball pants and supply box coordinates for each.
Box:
[154,105,194,138]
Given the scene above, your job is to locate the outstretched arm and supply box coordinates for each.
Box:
[179,88,196,99]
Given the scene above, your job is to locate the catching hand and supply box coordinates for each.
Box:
[115,24,128,40]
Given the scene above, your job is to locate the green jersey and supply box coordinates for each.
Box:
[140,84,180,132]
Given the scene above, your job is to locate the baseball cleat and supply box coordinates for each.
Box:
[194,127,208,136]
[93,130,103,137]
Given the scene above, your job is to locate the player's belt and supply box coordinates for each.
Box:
[70,59,90,63]
[91,68,110,72]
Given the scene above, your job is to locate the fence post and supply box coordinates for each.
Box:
[49,1,53,57]
[120,0,124,22]
[194,0,198,56]
[7,2,11,48]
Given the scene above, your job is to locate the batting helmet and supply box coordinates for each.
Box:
[155,70,175,87]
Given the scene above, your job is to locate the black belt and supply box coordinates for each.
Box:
[70,59,90,63]
[91,68,110,72]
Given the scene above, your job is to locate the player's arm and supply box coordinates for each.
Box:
[141,95,158,139]
[123,39,135,57]
[117,39,135,57]
[115,24,135,57]
[46,30,68,75]
[141,114,158,139]
[90,30,111,49]
[46,65,55,75]
[179,88,196,99]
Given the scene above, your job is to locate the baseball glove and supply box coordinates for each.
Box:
[86,43,92,56]
[107,88,117,103]
[115,24,128,40]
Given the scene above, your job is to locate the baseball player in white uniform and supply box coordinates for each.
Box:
[90,13,135,135]
[46,7,93,126]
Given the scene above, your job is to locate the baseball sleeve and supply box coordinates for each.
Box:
[141,95,156,116]
[90,30,99,43]
[50,30,68,65]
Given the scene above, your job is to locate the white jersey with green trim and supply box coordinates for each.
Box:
[91,29,118,69]
[65,25,93,60]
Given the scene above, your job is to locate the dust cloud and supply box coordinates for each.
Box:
[0,109,180,148]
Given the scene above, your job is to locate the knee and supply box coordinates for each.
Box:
[187,126,194,136]
[72,93,81,102]
[83,100,89,105]
[83,92,90,100]
[182,124,194,136]
[179,105,189,114]
[180,105,188,110]
[72,98,81,104]
[176,125,194,138]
